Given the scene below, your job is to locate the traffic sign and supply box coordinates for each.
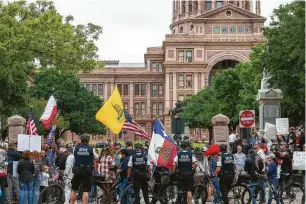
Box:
[239,110,255,128]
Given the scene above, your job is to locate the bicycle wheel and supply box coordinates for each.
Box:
[121,184,135,204]
[230,184,251,204]
[38,184,65,204]
[158,183,178,204]
[280,183,305,204]
[192,184,207,204]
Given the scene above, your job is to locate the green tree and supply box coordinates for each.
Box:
[181,87,223,131]
[262,0,305,125]
[0,0,102,119]
[30,70,106,139]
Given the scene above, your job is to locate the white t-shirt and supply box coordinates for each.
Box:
[40,172,49,187]
[229,134,237,143]
[256,149,266,161]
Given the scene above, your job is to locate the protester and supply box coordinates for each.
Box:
[40,150,50,167]
[234,145,247,171]
[266,153,279,204]
[31,150,43,204]
[6,143,21,202]
[64,147,74,204]
[17,150,35,204]
[40,165,49,192]
[228,131,237,153]
[118,149,129,204]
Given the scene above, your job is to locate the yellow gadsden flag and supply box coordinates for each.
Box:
[95,86,125,134]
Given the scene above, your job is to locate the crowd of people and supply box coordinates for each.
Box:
[0,126,303,204]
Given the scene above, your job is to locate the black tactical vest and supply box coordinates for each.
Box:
[220,153,235,175]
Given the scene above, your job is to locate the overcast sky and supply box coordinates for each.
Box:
[48,0,294,63]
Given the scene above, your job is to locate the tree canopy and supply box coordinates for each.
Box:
[0,0,102,119]
[30,70,106,138]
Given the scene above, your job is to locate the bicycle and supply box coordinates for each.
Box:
[93,166,120,204]
[241,173,305,204]
[197,172,251,204]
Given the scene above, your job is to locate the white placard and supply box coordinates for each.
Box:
[13,161,19,177]
[293,151,306,170]
[276,118,289,135]
[17,134,41,152]
[264,123,277,140]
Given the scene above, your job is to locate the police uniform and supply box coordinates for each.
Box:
[128,152,150,204]
[71,144,96,193]
[173,150,197,193]
[217,152,235,204]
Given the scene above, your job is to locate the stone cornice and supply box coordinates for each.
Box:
[164,62,207,71]
[163,40,262,47]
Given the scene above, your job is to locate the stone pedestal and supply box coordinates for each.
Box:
[256,72,283,137]
[8,115,26,143]
[211,114,230,146]
[164,115,172,134]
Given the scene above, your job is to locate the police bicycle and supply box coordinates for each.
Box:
[195,171,251,204]
[241,172,305,204]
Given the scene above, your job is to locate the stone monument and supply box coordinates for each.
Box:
[211,114,230,146]
[8,115,26,143]
[256,69,283,137]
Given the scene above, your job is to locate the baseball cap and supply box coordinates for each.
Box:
[267,153,275,159]
[203,146,208,152]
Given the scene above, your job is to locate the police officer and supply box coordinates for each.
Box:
[173,141,198,204]
[70,134,98,204]
[214,144,235,204]
[127,143,151,204]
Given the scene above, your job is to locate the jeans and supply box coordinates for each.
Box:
[119,178,128,204]
[7,173,20,201]
[33,179,40,204]
[268,178,279,204]
[249,180,265,204]
[211,176,221,204]
[20,181,34,204]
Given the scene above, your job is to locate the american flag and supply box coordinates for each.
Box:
[27,112,38,135]
[122,110,151,140]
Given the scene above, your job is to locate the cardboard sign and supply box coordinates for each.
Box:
[292,151,306,170]
[264,123,277,140]
[17,134,41,152]
[276,118,289,135]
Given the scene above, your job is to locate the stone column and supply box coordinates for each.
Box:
[249,0,253,12]
[8,115,26,143]
[173,0,175,17]
[146,59,151,72]
[104,83,108,102]
[129,83,134,114]
[211,114,230,146]
[197,0,201,15]
[212,0,216,9]
[173,73,177,105]
[177,0,180,15]
[200,72,205,89]
[111,83,114,92]
[194,73,198,93]
[146,83,151,114]
[165,73,170,112]
[256,0,261,15]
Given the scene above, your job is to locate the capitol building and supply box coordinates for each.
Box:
[77,0,266,142]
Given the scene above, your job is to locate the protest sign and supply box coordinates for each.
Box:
[17,134,41,152]
[264,123,277,140]
[293,151,305,170]
[276,118,289,135]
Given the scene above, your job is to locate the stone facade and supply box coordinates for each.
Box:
[8,115,26,143]
[76,0,266,143]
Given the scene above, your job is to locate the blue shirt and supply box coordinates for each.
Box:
[120,157,129,179]
[234,152,247,169]
[210,156,217,176]
[267,162,278,180]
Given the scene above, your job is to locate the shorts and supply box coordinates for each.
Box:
[71,172,92,192]
[177,178,193,192]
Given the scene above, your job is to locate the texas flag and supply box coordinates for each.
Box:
[40,95,57,129]
[148,119,178,169]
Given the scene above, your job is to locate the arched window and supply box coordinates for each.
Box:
[208,60,239,86]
